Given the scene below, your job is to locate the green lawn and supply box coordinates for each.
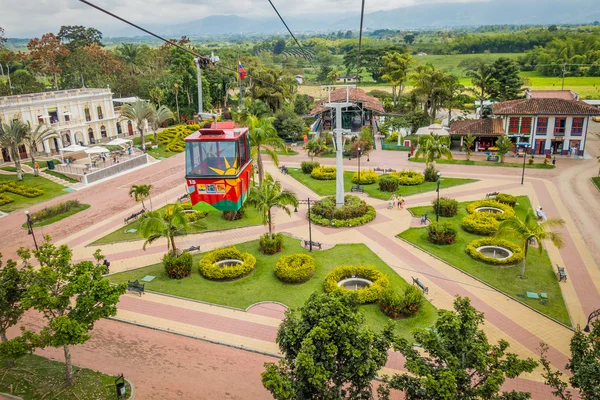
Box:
[90,205,263,245]
[0,174,66,213]
[398,196,571,326]
[0,354,131,400]
[109,236,437,339]
[592,177,600,191]
[288,168,477,200]
[44,169,80,183]
[0,166,16,172]
[409,157,555,169]
[23,203,90,228]
[132,135,181,159]
[25,159,60,169]
[261,149,299,156]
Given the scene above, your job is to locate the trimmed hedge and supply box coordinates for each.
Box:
[378,285,424,318]
[352,169,378,185]
[310,165,336,180]
[163,251,193,279]
[378,175,400,192]
[309,195,376,228]
[259,232,285,254]
[0,194,13,206]
[391,170,425,186]
[432,197,459,217]
[187,210,208,222]
[157,124,194,153]
[198,246,257,280]
[0,181,44,198]
[466,200,515,220]
[466,238,524,265]
[496,193,518,207]
[427,222,457,245]
[324,265,390,304]
[301,161,320,174]
[274,253,315,283]
[462,213,499,235]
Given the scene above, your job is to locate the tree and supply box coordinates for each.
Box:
[315,50,334,82]
[273,39,286,55]
[262,292,395,399]
[10,70,45,95]
[120,100,154,152]
[23,123,56,176]
[149,86,165,107]
[411,64,452,123]
[404,33,415,44]
[464,134,476,161]
[495,136,513,163]
[496,212,565,278]
[327,68,341,84]
[116,43,141,75]
[150,104,174,145]
[466,61,496,115]
[385,296,537,400]
[247,174,298,239]
[0,120,27,181]
[248,115,286,186]
[129,184,153,210]
[57,25,103,51]
[443,76,466,124]
[306,138,328,160]
[139,204,201,253]
[60,43,121,88]
[415,134,452,164]
[273,109,305,141]
[27,33,69,90]
[490,57,522,101]
[294,94,311,115]
[380,52,413,107]
[20,239,126,386]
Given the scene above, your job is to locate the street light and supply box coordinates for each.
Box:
[583,308,600,333]
[357,146,362,190]
[436,172,441,222]
[521,144,530,185]
[24,210,38,250]
[294,198,314,252]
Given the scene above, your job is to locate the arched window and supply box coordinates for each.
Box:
[97,106,103,120]
[88,128,95,144]
[116,122,122,135]
[100,125,107,138]
[84,108,91,122]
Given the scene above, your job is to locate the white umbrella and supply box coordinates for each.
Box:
[84,146,110,154]
[62,144,87,152]
[415,124,450,136]
[106,138,133,146]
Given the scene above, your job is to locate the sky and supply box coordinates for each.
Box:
[0,0,484,37]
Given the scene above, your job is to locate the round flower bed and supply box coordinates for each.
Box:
[324,265,389,304]
[310,165,336,180]
[378,286,424,319]
[427,222,457,245]
[466,200,515,220]
[466,238,523,265]
[352,169,378,185]
[391,170,425,186]
[274,254,316,283]
[309,195,376,228]
[462,213,500,235]
[199,246,257,280]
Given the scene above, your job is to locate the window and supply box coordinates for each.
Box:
[508,117,519,133]
[571,118,584,135]
[84,108,91,122]
[536,117,548,134]
[88,128,95,144]
[520,117,532,134]
[97,106,103,120]
[554,118,566,135]
[186,140,239,177]
[116,122,122,135]
[100,125,107,138]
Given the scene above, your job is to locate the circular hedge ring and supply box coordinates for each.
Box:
[462,212,500,235]
[324,265,389,304]
[466,238,523,265]
[199,246,257,280]
[274,253,315,283]
[391,170,425,186]
[309,195,376,228]
[466,200,515,220]
[311,165,336,180]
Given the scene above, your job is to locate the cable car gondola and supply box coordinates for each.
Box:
[185,126,252,211]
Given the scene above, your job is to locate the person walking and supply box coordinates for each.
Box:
[112,153,117,164]
[389,194,396,210]
[397,195,404,210]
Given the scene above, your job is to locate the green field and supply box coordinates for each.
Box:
[109,236,437,339]
[0,174,66,213]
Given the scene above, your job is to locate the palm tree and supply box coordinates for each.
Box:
[443,76,465,125]
[466,61,496,117]
[380,52,413,107]
[120,100,154,152]
[0,120,27,181]
[411,64,452,123]
[415,134,453,165]
[248,115,286,186]
[116,43,141,75]
[129,184,153,210]
[496,213,565,278]
[464,134,476,161]
[247,174,298,239]
[305,138,328,161]
[23,123,56,176]
[327,68,341,84]
[139,204,202,253]
[150,105,174,145]
[495,136,513,163]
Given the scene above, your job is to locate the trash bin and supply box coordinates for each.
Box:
[47,160,55,170]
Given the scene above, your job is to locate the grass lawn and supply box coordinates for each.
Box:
[109,236,437,339]
[0,174,66,213]
[44,170,80,183]
[90,205,263,245]
[25,159,61,169]
[22,203,90,228]
[288,167,477,200]
[1,166,16,172]
[261,149,299,156]
[398,196,571,326]
[132,135,181,159]
[592,177,600,191]
[0,354,131,400]
[409,157,555,169]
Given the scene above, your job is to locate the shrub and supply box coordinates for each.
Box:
[301,161,320,174]
[274,254,315,283]
[198,246,257,280]
[324,265,390,304]
[309,195,376,227]
[222,208,245,221]
[391,170,425,186]
[187,210,208,222]
[495,193,517,207]
[179,201,193,210]
[259,233,285,254]
[378,287,404,319]
[402,285,425,316]
[310,165,336,180]
[427,222,457,245]
[378,175,400,192]
[528,158,534,165]
[186,123,200,131]
[0,194,13,206]
[423,164,440,182]
[432,197,459,217]
[387,131,399,143]
[352,169,378,185]
[466,200,515,220]
[29,200,82,223]
[0,181,44,198]
[462,213,499,235]
[466,238,524,265]
[163,251,193,279]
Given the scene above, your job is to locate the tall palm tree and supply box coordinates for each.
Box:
[464,134,476,161]
[0,120,27,181]
[116,43,141,75]
[415,134,452,165]
[150,105,174,145]
[247,174,298,239]
[139,203,203,253]
[380,51,413,107]
[495,136,513,163]
[129,184,153,210]
[466,61,496,117]
[305,138,328,161]
[248,115,286,186]
[496,213,565,278]
[23,123,56,176]
[443,76,465,125]
[411,64,452,123]
[120,100,154,152]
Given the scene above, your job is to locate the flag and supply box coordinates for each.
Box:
[238,60,247,80]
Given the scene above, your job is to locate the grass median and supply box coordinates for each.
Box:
[0,174,66,213]
[409,157,555,169]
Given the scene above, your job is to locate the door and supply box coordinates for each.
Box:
[88,129,96,145]
[551,140,563,155]
[535,139,545,155]
[2,148,11,162]
[127,121,134,135]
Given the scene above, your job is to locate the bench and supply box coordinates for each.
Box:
[373,167,396,174]
[420,213,429,225]
[350,184,364,193]
[124,209,145,224]
[412,277,429,294]
[127,279,145,296]
[178,193,190,203]
[303,240,322,249]
[279,165,289,175]
[184,245,201,253]
[557,265,567,282]
[485,192,499,199]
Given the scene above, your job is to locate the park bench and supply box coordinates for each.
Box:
[303,240,322,250]
[178,193,190,203]
[280,165,289,175]
[420,213,429,225]
[184,245,201,253]
[127,279,145,296]
[124,209,145,224]
[412,277,429,294]
[557,265,567,282]
[350,184,364,193]
[374,167,396,174]
[485,192,499,199]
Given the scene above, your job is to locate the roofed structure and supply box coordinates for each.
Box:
[492,98,599,116]
[524,89,579,101]
[310,88,384,115]
[450,118,504,137]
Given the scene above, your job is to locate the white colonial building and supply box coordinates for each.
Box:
[0,88,140,162]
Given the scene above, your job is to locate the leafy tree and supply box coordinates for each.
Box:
[129,184,153,210]
[116,43,141,75]
[20,239,126,386]
[380,52,413,107]
[415,134,453,164]
[247,174,298,239]
[496,212,565,278]
[495,136,513,163]
[464,134,476,161]
[294,94,311,115]
[120,100,154,152]
[248,115,286,186]
[10,70,45,95]
[411,64,453,123]
[247,65,295,112]
[26,33,69,90]
[402,110,431,134]
[327,68,341,84]
[150,104,174,145]
[273,109,305,141]
[0,26,6,49]
[139,204,202,253]
[23,123,56,176]
[235,98,270,125]
[384,296,537,400]
[404,33,415,44]
[149,86,165,107]
[0,120,27,180]
[60,43,121,88]
[466,61,497,113]
[315,50,334,82]
[273,39,286,55]
[443,76,466,124]
[306,138,328,160]
[57,25,103,51]
[262,292,395,399]
[490,57,522,101]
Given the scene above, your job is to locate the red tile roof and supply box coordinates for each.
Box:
[450,118,505,136]
[492,98,598,115]
[526,90,577,100]
[310,88,384,115]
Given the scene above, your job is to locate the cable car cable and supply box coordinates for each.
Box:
[356,0,366,79]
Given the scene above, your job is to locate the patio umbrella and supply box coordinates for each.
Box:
[60,144,87,164]
[415,124,450,136]
[84,147,110,168]
[106,138,133,146]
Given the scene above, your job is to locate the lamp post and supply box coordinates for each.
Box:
[521,144,530,185]
[294,198,314,252]
[436,172,441,223]
[357,146,362,190]
[24,210,38,250]
[583,308,600,333]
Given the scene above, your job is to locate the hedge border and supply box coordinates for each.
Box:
[274,253,316,283]
[461,212,500,236]
[324,265,390,304]
[309,205,376,228]
[198,247,257,280]
[465,238,524,265]
[391,170,425,186]
[466,200,515,220]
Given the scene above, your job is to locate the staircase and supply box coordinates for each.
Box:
[22,164,77,188]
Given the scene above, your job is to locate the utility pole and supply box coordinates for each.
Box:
[561,64,566,90]
[195,52,219,117]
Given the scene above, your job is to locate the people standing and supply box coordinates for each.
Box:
[389,194,396,210]
[397,195,404,210]
[112,153,117,164]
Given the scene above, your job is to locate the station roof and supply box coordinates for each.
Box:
[185,127,248,142]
